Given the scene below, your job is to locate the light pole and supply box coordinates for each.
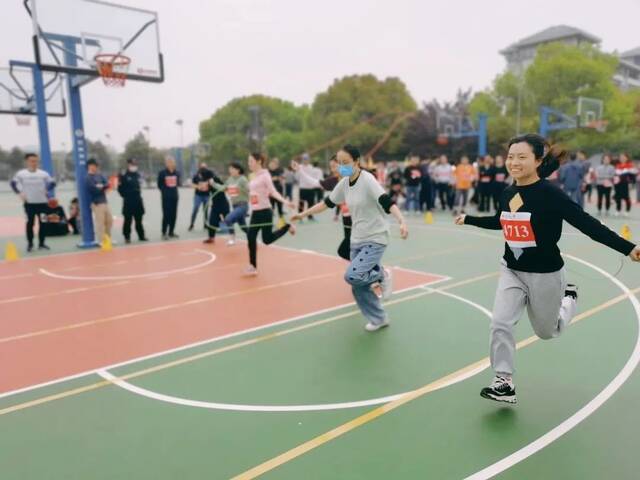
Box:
[175,119,184,180]
[142,125,152,186]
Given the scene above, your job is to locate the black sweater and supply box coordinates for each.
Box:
[465,179,635,273]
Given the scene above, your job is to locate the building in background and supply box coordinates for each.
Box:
[500,25,640,90]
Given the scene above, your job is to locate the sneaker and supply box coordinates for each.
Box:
[203,238,214,244]
[27,244,34,252]
[162,234,169,241]
[168,233,179,239]
[381,268,393,300]
[480,376,517,404]
[139,237,149,242]
[38,244,50,250]
[125,238,131,244]
[188,224,194,232]
[243,265,258,276]
[226,238,236,246]
[564,284,578,301]
[365,321,390,332]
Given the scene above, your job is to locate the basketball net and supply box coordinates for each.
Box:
[94,53,131,87]
[14,115,31,126]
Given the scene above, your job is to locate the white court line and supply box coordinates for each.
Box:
[37,249,216,281]
[0,277,450,401]
[97,287,491,412]
[465,253,640,480]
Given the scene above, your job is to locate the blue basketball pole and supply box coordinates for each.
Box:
[62,40,98,248]
[477,113,488,157]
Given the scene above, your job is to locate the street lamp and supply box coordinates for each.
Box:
[142,126,153,186]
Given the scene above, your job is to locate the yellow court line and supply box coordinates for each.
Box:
[0,281,131,305]
[0,271,497,417]
[232,285,640,479]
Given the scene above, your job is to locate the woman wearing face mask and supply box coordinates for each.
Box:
[455,134,639,404]
[291,155,352,260]
[244,152,296,276]
[292,145,409,332]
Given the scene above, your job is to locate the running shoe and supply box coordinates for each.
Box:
[381,268,393,300]
[38,244,50,250]
[243,265,258,276]
[365,320,390,332]
[203,238,214,244]
[564,284,578,301]
[226,238,236,246]
[480,376,517,404]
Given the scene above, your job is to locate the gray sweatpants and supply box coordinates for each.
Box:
[344,242,387,326]
[491,263,577,376]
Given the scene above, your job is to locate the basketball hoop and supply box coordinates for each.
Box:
[14,115,31,126]
[437,134,449,146]
[585,119,608,133]
[94,53,131,87]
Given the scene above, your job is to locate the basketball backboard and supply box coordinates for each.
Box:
[27,0,163,83]
[577,96,604,128]
[0,66,66,116]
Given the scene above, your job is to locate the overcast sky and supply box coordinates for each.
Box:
[1,0,638,154]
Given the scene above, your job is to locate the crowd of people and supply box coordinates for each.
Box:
[8,149,640,253]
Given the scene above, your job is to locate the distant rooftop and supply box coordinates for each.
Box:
[501,25,601,54]
[621,47,640,58]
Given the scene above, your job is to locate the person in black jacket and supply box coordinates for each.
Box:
[157,157,181,240]
[456,133,639,405]
[189,163,215,231]
[118,158,147,243]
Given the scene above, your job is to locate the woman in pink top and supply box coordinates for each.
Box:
[245,152,296,275]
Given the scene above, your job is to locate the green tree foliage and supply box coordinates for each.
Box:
[307,75,417,160]
[470,42,639,154]
[199,95,307,170]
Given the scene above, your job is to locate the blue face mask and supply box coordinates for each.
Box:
[338,165,354,177]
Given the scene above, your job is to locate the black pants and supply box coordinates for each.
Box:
[299,188,316,219]
[597,185,612,212]
[419,181,434,211]
[271,184,284,217]
[161,195,178,235]
[123,212,145,240]
[69,217,80,234]
[337,215,352,260]
[24,203,47,246]
[207,206,229,239]
[247,209,290,267]
[436,183,452,210]
[614,184,631,212]
[493,183,507,211]
[478,184,492,212]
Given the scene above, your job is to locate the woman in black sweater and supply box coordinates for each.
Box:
[456,133,639,405]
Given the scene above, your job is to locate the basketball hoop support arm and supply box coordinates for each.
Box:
[9,60,54,178]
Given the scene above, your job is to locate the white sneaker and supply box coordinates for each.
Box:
[243,265,258,276]
[381,268,393,300]
[365,321,389,332]
[226,238,236,246]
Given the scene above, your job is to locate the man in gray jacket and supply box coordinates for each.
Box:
[559,153,585,206]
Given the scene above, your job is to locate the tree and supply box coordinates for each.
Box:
[199,95,308,170]
[469,42,636,153]
[307,74,417,160]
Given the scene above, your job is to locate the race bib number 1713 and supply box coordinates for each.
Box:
[500,212,537,248]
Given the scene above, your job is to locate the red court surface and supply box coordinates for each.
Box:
[0,240,443,395]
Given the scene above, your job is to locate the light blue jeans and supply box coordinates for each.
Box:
[219,202,248,235]
[344,242,387,325]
